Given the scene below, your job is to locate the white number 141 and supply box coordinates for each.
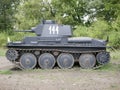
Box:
[49,26,59,35]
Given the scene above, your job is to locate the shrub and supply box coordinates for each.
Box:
[0,33,8,47]
[73,25,89,37]
[73,20,120,49]
[109,31,120,49]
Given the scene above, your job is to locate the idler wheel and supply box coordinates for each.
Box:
[79,54,96,69]
[20,53,37,69]
[57,53,74,69]
[96,52,110,65]
[6,49,18,61]
[38,53,55,69]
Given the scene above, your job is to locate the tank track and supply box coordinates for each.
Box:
[7,48,109,70]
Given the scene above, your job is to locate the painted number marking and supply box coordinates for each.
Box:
[49,26,59,35]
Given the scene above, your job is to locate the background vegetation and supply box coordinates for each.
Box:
[0,0,120,49]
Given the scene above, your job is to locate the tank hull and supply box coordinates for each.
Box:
[6,43,109,69]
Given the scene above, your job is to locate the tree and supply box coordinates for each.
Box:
[15,0,55,29]
[96,0,120,23]
[15,0,104,29]
[51,0,105,26]
[0,0,20,32]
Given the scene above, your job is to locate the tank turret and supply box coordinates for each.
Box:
[15,20,72,37]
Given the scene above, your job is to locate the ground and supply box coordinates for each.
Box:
[0,55,120,90]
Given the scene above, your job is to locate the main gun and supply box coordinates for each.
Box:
[15,30,34,33]
[14,26,42,36]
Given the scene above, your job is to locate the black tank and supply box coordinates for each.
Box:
[6,20,110,69]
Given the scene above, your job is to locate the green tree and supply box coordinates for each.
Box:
[15,0,103,29]
[15,0,55,29]
[102,0,120,22]
[52,0,93,25]
[0,0,20,32]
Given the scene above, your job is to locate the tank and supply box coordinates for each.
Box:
[6,20,110,69]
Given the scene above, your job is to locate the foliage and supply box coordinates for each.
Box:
[52,0,104,26]
[73,25,89,37]
[14,0,54,29]
[74,20,109,38]
[73,19,120,48]
[109,32,120,49]
[101,0,120,22]
[0,32,8,47]
[0,32,22,47]
[14,0,104,28]
[0,0,20,32]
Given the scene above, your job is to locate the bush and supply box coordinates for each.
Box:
[73,20,120,49]
[0,31,36,47]
[109,31,120,48]
[73,25,90,37]
[0,32,8,47]
[0,32,24,47]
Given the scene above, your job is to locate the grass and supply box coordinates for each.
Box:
[0,70,12,75]
[98,63,120,71]
[110,50,120,60]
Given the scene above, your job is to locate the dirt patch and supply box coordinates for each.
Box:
[0,56,14,70]
[0,56,120,90]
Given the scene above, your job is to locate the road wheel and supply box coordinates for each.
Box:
[79,54,96,69]
[57,53,74,69]
[20,53,37,69]
[38,53,55,69]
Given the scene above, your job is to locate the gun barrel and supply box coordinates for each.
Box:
[15,30,34,32]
